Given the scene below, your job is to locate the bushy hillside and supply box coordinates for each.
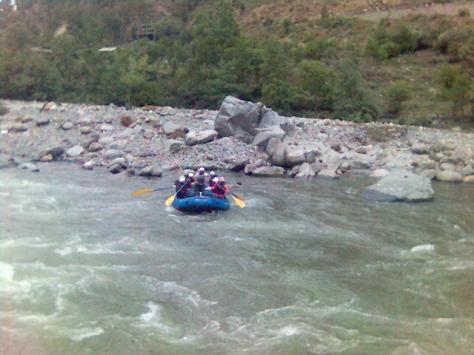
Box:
[0,0,472,127]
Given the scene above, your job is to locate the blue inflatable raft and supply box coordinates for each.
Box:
[172,195,230,213]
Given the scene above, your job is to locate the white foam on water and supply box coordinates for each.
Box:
[70,327,104,341]
[0,262,14,282]
[140,302,160,323]
[410,244,436,254]
[276,325,301,337]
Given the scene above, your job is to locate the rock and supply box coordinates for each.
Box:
[370,169,389,178]
[66,145,84,158]
[464,176,474,183]
[36,117,50,126]
[311,161,325,175]
[41,102,57,111]
[78,117,92,126]
[461,165,474,177]
[227,157,250,172]
[160,106,177,116]
[138,165,163,177]
[295,163,315,179]
[10,123,28,132]
[356,146,367,154]
[61,121,74,130]
[147,116,162,128]
[109,157,128,168]
[98,136,114,145]
[80,126,92,134]
[143,129,155,140]
[185,129,218,146]
[411,143,430,154]
[321,149,342,175]
[285,147,306,167]
[440,162,456,171]
[167,139,186,153]
[120,115,134,127]
[108,163,124,174]
[271,140,288,166]
[435,170,463,183]
[252,126,285,149]
[45,146,64,160]
[364,170,434,202]
[214,96,263,143]
[88,142,103,152]
[100,124,114,131]
[258,110,295,134]
[82,161,95,170]
[352,159,371,170]
[419,169,438,180]
[330,143,342,152]
[163,122,185,137]
[252,166,285,177]
[265,137,282,157]
[318,169,340,179]
[40,154,53,162]
[18,162,40,172]
[244,159,266,175]
[103,149,122,160]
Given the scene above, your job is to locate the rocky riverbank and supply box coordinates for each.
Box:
[1,96,473,201]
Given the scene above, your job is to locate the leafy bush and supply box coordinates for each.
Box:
[386,82,411,115]
[439,64,473,116]
[366,20,422,60]
[436,27,474,65]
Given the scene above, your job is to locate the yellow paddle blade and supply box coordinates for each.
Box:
[132,188,154,197]
[165,194,176,206]
[231,194,245,208]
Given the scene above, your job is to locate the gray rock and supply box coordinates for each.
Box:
[185,129,218,146]
[364,170,434,202]
[295,163,315,179]
[285,147,306,167]
[100,124,114,131]
[36,117,50,126]
[103,149,122,160]
[108,163,124,174]
[271,140,288,166]
[435,170,463,183]
[45,146,64,160]
[78,117,92,126]
[356,146,367,154]
[167,139,186,153]
[66,145,84,158]
[370,169,389,178]
[109,157,128,168]
[41,102,57,111]
[214,96,263,143]
[18,162,40,172]
[318,169,340,179]
[0,155,12,169]
[138,165,163,177]
[88,142,103,152]
[61,121,74,130]
[419,169,438,179]
[10,123,28,132]
[252,166,285,177]
[411,143,430,154]
[244,159,266,175]
[98,136,114,145]
[252,126,285,148]
[82,161,95,170]
[227,157,250,172]
[80,126,92,134]
[258,110,295,134]
[266,137,282,157]
[143,129,155,140]
[163,122,185,136]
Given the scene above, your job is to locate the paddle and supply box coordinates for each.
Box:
[229,192,245,208]
[132,186,174,197]
[165,179,191,206]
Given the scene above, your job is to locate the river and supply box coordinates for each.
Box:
[1,163,473,354]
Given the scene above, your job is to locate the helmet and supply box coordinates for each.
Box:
[212,177,219,182]
[210,171,216,177]
[198,167,205,172]
[219,176,225,182]
[188,172,194,178]
[179,175,185,182]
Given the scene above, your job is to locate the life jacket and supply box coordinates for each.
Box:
[211,182,229,198]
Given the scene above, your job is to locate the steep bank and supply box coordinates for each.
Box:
[0,98,473,188]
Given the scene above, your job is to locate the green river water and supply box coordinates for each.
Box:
[1,163,473,354]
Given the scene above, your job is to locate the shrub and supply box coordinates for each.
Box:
[439,64,473,116]
[386,81,411,115]
[458,8,470,17]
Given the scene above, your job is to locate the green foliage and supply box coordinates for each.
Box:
[366,19,422,60]
[436,27,474,65]
[439,64,473,117]
[386,82,411,116]
[332,61,380,122]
